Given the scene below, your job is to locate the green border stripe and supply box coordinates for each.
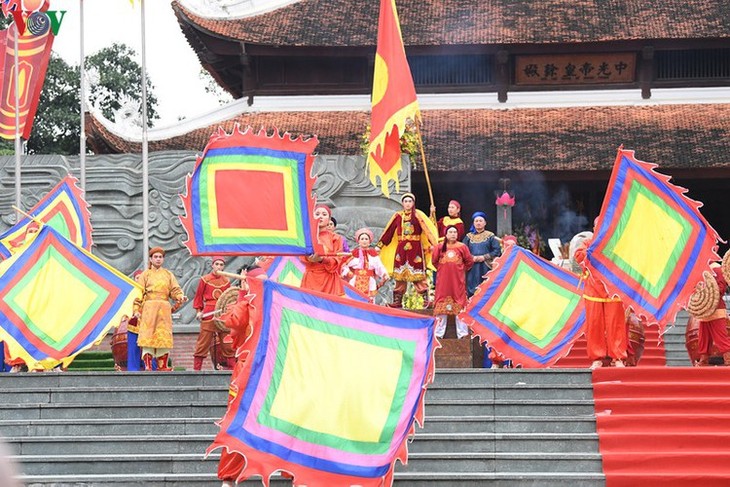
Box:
[257,307,415,454]
[488,261,580,348]
[4,247,109,349]
[198,155,305,246]
[601,180,692,298]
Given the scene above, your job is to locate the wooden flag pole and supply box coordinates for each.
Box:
[11,205,43,225]
[215,270,246,281]
[414,122,435,209]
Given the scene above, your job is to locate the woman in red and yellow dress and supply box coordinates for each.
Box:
[342,228,389,302]
[432,226,474,338]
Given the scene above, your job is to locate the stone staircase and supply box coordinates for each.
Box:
[663,311,692,367]
[0,368,603,486]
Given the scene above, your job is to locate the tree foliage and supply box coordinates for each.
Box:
[17,42,159,155]
[85,43,159,124]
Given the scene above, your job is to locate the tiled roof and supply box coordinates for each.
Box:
[85,104,730,172]
[173,0,730,47]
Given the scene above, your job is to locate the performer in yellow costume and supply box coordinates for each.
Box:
[134,247,187,371]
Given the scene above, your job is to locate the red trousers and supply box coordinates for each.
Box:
[584,299,627,361]
[698,318,730,355]
[193,321,233,358]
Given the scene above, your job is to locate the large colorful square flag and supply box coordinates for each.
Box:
[459,245,586,368]
[180,126,320,256]
[0,226,141,370]
[586,149,720,327]
[0,174,93,259]
[209,279,435,486]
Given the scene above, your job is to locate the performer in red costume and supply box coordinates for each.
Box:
[432,226,474,338]
[216,269,269,487]
[431,199,466,243]
[574,235,628,369]
[696,263,730,366]
[378,193,438,308]
[192,256,232,371]
[300,204,345,296]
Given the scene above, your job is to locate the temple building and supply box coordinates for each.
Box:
[86,0,730,242]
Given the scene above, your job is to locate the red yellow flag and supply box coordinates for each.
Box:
[367,0,419,198]
[0,23,54,139]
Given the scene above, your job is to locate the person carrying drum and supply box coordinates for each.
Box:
[192,256,232,371]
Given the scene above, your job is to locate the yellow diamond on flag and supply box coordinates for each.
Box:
[611,191,684,288]
[270,322,403,443]
[496,272,572,341]
[12,255,101,342]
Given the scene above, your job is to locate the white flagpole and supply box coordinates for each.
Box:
[13,24,21,210]
[79,0,86,190]
[140,0,149,267]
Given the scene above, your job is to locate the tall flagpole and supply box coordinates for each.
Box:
[13,24,21,210]
[140,0,149,267]
[79,0,86,190]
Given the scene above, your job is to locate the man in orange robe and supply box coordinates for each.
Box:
[574,236,627,368]
[134,247,188,371]
[300,204,345,296]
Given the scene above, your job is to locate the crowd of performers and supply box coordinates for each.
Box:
[5,192,730,377]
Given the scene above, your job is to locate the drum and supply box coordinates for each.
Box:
[111,317,129,370]
[625,316,645,366]
[214,286,241,332]
[685,315,730,364]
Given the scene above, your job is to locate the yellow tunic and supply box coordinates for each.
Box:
[135,267,185,349]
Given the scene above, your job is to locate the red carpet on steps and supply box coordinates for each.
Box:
[592,367,730,487]
[554,325,666,368]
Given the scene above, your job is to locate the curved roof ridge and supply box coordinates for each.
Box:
[176,0,302,20]
[94,87,730,144]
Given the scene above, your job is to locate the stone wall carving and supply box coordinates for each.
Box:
[0,152,411,323]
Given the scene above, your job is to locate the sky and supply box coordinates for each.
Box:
[50,0,223,127]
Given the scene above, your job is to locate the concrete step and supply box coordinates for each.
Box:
[425,398,595,416]
[432,368,593,386]
[13,451,603,476]
[406,433,599,454]
[17,472,605,487]
[0,369,593,390]
[0,414,596,437]
[0,402,228,421]
[5,432,599,456]
[398,452,603,473]
[0,418,219,437]
[0,371,232,390]
[1,398,595,421]
[426,383,593,401]
[393,472,604,486]
[0,386,228,404]
[15,473,290,487]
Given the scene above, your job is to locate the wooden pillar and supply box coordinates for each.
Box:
[496,49,509,103]
[640,46,654,100]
